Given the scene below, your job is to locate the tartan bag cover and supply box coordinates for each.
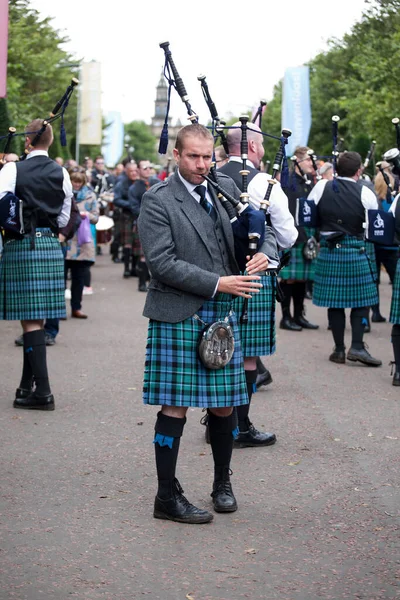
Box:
[312,235,378,309]
[143,293,248,408]
[234,274,276,358]
[0,232,66,320]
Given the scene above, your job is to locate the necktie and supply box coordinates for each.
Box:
[194,185,217,222]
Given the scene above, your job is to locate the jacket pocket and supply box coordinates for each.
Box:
[148,280,182,296]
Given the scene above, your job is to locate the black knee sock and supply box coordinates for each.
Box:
[23,330,51,396]
[154,412,186,499]
[256,357,267,374]
[350,307,369,350]
[280,282,292,319]
[19,333,34,390]
[208,410,237,477]
[237,369,257,431]
[391,325,400,369]
[328,308,346,351]
[123,247,131,272]
[293,282,306,320]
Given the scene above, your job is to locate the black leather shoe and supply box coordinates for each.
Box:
[256,370,273,388]
[13,392,55,410]
[329,349,346,364]
[14,335,23,347]
[15,387,32,401]
[123,270,131,278]
[294,315,319,329]
[347,346,382,367]
[392,371,400,386]
[211,469,237,513]
[154,479,213,524]
[234,424,277,448]
[280,317,302,331]
[138,282,148,292]
[372,311,386,323]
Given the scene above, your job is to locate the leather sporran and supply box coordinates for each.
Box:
[303,236,318,261]
[198,320,235,370]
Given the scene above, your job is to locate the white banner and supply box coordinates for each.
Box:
[79,61,102,145]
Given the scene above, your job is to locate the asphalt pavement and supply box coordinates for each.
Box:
[0,253,399,600]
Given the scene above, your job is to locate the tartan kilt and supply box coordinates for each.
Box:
[233,273,276,357]
[132,222,145,259]
[313,236,378,308]
[0,233,66,320]
[280,244,316,281]
[120,211,134,247]
[143,293,247,408]
[389,259,400,324]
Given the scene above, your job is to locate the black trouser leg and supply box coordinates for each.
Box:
[23,329,51,396]
[328,308,346,352]
[293,281,306,320]
[19,332,34,390]
[137,261,149,290]
[123,247,131,274]
[280,281,292,319]
[154,412,186,499]
[83,265,91,288]
[391,325,400,370]
[350,307,369,350]
[236,369,257,431]
[67,261,87,311]
[207,410,237,476]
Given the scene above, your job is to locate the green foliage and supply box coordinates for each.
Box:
[5,0,79,159]
[123,121,158,163]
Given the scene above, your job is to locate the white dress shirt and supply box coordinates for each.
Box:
[307,177,378,236]
[0,150,73,228]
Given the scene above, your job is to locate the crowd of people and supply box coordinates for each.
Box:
[0,116,399,525]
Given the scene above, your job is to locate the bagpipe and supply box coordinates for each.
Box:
[0,77,79,237]
[158,41,291,322]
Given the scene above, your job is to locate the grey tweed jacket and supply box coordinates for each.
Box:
[138,171,278,323]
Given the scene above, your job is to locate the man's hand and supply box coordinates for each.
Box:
[245,252,269,275]
[217,275,262,298]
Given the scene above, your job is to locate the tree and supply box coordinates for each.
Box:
[122,121,158,163]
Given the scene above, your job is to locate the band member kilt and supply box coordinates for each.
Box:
[143,293,247,408]
[313,236,379,308]
[389,260,400,324]
[279,244,316,281]
[132,222,145,259]
[120,212,134,247]
[233,274,276,357]
[0,230,66,320]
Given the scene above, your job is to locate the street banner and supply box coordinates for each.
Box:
[282,66,311,157]
[102,111,124,167]
[79,61,102,145]
[0,0,8,98]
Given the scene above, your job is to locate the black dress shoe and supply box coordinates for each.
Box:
[112,257,122,264]
[294,315,319,329]
[329,349,346,364]
[211,469,237,513]
[256,370,273,388]
[138,282,148,292]
[234,424,277,448]
[13,392,55,410]
[15,387,32,401]
[123,270,131,278]
[347,346,382,367]
[371,312,386,323]
[14,334,24,347]
[392,371,400,386]
[153,479,213,524]
[280,317,302,331]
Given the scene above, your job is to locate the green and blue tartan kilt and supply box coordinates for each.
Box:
[313,236,378,309]
[233,273,276,357]
[279,244,316,281]
[143,293,247,408]
[120,211,134,247]
[0,231,66,320]
[389,259,400,324]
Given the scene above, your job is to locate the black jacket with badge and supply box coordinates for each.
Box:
[283,172,314,245]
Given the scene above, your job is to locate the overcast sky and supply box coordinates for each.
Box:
[29,0,369,126]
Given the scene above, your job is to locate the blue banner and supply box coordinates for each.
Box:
[282,66,311,157]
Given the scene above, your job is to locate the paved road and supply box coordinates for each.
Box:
[1,254,399,600]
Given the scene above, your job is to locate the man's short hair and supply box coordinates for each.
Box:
[336,151,362,177]
[293,146,310,161]
[175,124,214,153]
[25,119,54,148]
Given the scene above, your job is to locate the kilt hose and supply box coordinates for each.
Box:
[313,236,378,309]
[279,244,316,281]
[120,211,134,247]
[389,259,400,324]
[143,293,247,408]
[233,273,276,357]
[0,231,66,320]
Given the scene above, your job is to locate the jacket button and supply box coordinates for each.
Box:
[337,219,343,224]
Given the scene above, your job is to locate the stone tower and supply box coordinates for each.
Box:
[151,73,181,166]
